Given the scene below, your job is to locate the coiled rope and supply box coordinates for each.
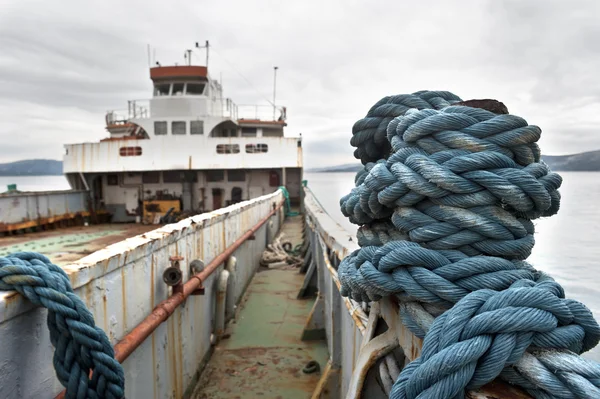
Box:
[339,92,600,398]
[0,252,125,399]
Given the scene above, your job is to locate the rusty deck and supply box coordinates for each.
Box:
[192,214,328,399]
[0,223,159,264]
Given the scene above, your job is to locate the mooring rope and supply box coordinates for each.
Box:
[339,92,600,398]
[0,252,125,399]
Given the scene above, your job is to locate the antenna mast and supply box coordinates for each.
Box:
[195,40,210,68]
[273,66,279,120]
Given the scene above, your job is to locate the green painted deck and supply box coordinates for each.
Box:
[0,224,158,264]
[192,215,328,399]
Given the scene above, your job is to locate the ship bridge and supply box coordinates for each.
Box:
[62,60,303,221]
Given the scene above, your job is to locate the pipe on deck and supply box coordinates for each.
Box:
[55,198,285,399]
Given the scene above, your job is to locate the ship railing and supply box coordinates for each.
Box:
[105,100,149,126]
[221,97,239,120]
[237,104,287,122]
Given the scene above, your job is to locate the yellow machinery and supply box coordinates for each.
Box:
[142,200,180,224]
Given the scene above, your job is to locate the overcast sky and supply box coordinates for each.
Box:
[1,0,599,167]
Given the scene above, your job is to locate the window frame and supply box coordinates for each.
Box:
[154,83,171,96]
[172,121,186,135]
[142,171,160,184]
[119,146,142,156]
[216,144,240,154]
[172,82,185,96]
[206,170,225,182]
[190,120,204,135]
[227,170,246,182]
[245,143,268,154]
[186,83,206,95]
[154,121,168,135]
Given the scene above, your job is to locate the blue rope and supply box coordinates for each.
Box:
[339,93,600,398]
[0,252,125,398]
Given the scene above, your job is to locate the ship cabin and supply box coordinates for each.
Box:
[63,64,303,223]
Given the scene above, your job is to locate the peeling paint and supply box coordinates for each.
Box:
[0,190,284,398]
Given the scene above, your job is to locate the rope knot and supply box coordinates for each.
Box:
[340,91,600,398]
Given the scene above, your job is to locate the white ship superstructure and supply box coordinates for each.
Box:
[63,61,303,222]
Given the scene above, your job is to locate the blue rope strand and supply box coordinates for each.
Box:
[0,252,125,398]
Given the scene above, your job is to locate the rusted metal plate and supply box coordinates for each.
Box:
[0,190,284,398]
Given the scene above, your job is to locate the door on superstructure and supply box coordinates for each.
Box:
[92,176,103,210]
[212,188,223,210]
[231,187,243,204]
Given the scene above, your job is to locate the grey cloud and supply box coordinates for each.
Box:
[1,0,599,165]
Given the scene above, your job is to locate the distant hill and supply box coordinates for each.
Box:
[0,159,63,176]
[306,163,363,173]
[542,150,600,171]
[308,150,600,173]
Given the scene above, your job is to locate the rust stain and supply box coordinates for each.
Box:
[167,317,180,399]
[150,254,155,307]
[102,295,108,334]
[351,325,356,372]
[0,211,91,233]
[177,309,184,397]
[151,332,157,399]
[83,282,93,309]
[3,291,20,308]
[121,268,127,330]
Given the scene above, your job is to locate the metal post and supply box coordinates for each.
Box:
[273,66,278,120]
[205,40,209,68]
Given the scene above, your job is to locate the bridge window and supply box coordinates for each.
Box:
[172,83,185,96]
[172,121,186,135]
[186,83,206,95]
[154,84,170,96]
[191,120,204,135]
[206,170,224,182]
[228,170,246,182]
[241,127,257,137]
[154,121,167,135]
[119,146,142,156]
[245,143,268,153]
[217,144,240,154]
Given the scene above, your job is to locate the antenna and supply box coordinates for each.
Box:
[147,44,151,68]
[273,66,279,120]
[185,49,192,66]
[195,40,210,68]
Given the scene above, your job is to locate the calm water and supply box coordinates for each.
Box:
[305,172,600,361]
[4,173,600,359]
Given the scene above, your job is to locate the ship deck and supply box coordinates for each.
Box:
[0,224,160,264]
[192,214,328,399]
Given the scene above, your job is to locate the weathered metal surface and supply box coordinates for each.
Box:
[0,189,88,232]
[0,224,158,263]
[63,136,303,173]
[303,187,532,399]
[192,214,328,398]
[0,190,284,399]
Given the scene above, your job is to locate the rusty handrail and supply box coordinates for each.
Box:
[55,198,284,398]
